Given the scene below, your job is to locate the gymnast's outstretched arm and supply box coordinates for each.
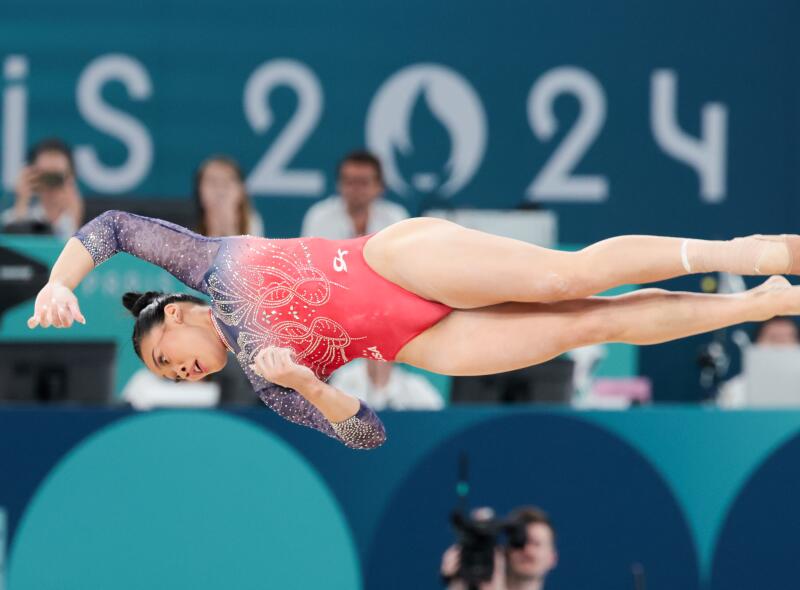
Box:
[28,210,221,328]
[249,347,387,450]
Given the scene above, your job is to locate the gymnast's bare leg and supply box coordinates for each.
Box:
[364,218,800,308]
[396,276,797,375]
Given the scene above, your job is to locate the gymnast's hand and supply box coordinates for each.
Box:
[27,281,86,329]
[250,346,316,390]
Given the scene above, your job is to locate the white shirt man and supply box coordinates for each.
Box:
[300,150,409,239]
[301,195,407,238]
[330,359,443,411]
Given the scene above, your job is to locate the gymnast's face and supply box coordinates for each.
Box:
[139,303,229,383]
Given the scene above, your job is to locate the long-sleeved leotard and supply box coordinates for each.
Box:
[75,211,452,449]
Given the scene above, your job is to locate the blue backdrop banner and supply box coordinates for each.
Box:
[1,407,800,589]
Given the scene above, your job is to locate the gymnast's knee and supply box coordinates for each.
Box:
[535,270,588,302]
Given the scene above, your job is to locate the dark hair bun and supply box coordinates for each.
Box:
[121,291,163,317]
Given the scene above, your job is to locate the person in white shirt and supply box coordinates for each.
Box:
[717,316,800,408]
[329,358,443,410]
[300,150,409,239]
[122,368,220,410]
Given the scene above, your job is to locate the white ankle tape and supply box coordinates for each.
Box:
[681,239,692,273]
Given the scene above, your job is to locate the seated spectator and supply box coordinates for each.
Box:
[122,368,220,410]
[1,138,83,238]
[300,149,408,238]
[717,316,800,408]
[122,359,259,409]
[194,155,264,237]
[329,359,444,410]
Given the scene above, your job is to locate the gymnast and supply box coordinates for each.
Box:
[26,211,800,449]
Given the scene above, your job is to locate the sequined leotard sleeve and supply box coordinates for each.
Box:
[75,209,220,293]
[74,210,386,449]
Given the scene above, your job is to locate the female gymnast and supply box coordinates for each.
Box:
[26,211,800,449]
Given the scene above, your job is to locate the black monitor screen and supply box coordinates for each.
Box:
[0,246,49,326]
[0,342,116,405]
[83,197,198,231]
[450,358,575,405]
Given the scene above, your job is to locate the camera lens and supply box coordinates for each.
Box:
[37,172,66,188]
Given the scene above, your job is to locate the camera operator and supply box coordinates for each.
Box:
[441,506,558,590]
[1,138,83,238]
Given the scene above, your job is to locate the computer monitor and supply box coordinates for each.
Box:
[83,196,198,230]
[449,358,575,404]
[0,246,49,329]
[0,342,116,405]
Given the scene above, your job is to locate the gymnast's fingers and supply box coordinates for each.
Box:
[277,347,293,366]
[256,348,277,374]
[49,303,61,328]
[56,303,72,328]
[52,303,66,328]
[249,363,262,377]
[39,304,52,328]
[255,348,270,367]
[68,300,86,325]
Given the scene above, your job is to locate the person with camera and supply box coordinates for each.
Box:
[2,138,84,238]
[441,506,558,590]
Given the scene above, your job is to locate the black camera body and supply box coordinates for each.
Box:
[451,509,528,586]
[36,171,66,189]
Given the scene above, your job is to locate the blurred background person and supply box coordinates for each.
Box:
[441,506,558,590]
[121,353,259,408]
[194,155,264,238]
[121,368,221,410]
[329,358,444,410]
[717,316,800,408]
[1,138,84,238]
[300,149,408,238]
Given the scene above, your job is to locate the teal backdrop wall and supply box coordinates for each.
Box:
[2,0,798,239]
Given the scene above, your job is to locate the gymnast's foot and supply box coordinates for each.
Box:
[747,275,800,318]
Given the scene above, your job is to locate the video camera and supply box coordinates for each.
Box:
[447,453,529,588]
[451,507,528,586]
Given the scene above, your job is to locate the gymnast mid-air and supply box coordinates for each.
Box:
[26,211,800,448]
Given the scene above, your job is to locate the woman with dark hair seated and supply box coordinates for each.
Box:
[193,155,264,238]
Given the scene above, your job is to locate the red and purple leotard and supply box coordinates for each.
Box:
[75,211,452,449]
